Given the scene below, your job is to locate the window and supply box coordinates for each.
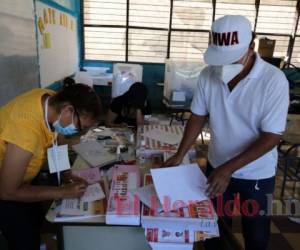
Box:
[172,0,212,30]
[83,0,300,65]
[256,0,297,35]
[170,31,209,61]
[84,0,126,61]
[128,0,169,62]
[129,29,168,63]
[171,0,212,62]
[215,0,256,26]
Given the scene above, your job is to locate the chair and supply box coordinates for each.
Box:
[278,142,300,198]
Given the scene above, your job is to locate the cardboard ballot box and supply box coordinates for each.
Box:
[258,38,276,58]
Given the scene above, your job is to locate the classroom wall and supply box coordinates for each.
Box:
[0,0,40,106]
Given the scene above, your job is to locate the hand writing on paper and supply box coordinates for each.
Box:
[62,170,88,185]
[206,166,231,198]
[61,182,87,199]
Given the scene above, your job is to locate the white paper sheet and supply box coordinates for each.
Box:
[72,168,101,184]
[72,140,118,167]
[142,128,182,145]
[47,144,71,174]
[81,183,105,202]
[61,198,82,215]
[150,164,208,209]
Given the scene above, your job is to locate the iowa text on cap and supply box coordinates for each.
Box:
[212,31,239,46]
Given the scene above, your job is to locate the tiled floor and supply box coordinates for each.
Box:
[232,216,300,250]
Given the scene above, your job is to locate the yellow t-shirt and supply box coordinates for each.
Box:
[0,88,55,183]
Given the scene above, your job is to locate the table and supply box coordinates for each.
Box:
[45,126,231,250]
[46,204,151,250]
[46,155,152,250]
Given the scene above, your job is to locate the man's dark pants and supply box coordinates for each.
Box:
[204,162,275,250]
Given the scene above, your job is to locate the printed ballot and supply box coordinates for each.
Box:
[141,174,219,249]
[72,168,101,184]
[106,165,141,225]
[142,128,182,145]
[150,164,208,208]
[81,183,105,202]
[55,182,106,221]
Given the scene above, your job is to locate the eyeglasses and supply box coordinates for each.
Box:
[74,109,82,132]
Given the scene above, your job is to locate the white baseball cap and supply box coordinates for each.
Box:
[204,15,253,66]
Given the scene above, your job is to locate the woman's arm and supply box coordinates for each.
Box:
[106,109,125,127]
[136,109,145,126]
[0,143,86,202]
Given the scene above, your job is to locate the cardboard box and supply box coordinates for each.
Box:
[258,38,276,57]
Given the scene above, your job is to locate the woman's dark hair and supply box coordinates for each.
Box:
[63,77,75,87]
[123,82,148,109]
[50,79,102,120]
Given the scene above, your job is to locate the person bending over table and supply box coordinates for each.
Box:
[106,82,151,128]
[0,81,102,250]
[165,15,289,250]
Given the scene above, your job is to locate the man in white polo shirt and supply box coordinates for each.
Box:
[165,15,289,250]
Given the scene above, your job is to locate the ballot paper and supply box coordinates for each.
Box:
[81,183,105,202]
[150,164,208,208]
[60,183,105,214]
[142,128,182,145]
[71,156,91,170]
[106,165,141,225]
[72,168,101,184]
[131,184,163,213]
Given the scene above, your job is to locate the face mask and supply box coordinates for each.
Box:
[221,64,244,84]
[220,51,249,84]
[53,114,78,135]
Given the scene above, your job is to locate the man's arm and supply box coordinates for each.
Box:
[206,132,281,197]
[164,114,207,166]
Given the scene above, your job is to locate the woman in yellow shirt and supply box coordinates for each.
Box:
[0,81,102,250]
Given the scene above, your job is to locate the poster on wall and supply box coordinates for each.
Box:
[36,1,78,87]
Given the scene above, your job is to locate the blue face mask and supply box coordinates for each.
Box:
[53,114,78,135]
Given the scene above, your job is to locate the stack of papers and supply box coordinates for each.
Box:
[136,125,184,156]
[72,168,102,184]
[72,140,119,167]
[146,228,205,250]
[106,165,141,225]
[54,182,107,222]
[150,164,208,206]
[135,164,219,249]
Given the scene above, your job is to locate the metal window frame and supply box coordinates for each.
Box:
[81,0,300,66]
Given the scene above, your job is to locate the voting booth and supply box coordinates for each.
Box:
[112,63,143,98]
[163,60,205,106]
